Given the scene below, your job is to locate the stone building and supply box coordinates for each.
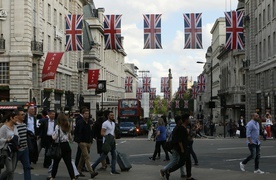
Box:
[0,0,84,113]
[196,2,247,125]
[244,0,276,120]
[0,0,137,119]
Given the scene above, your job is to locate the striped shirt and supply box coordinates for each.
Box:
[16,122,28,151]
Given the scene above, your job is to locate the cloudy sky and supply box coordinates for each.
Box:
[94,0,238,95]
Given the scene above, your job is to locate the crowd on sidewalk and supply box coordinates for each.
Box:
[0,106,120,180]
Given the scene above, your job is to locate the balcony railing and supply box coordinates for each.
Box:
[0,34,5,53]
[31,40,44,56]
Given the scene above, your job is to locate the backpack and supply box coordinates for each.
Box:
[165,132,173,152]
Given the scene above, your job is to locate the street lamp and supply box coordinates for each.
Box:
[196,59,213,123]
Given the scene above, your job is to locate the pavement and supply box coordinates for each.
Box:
[13,161,276,180]
[11,135,276,179]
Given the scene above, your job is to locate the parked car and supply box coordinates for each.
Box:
[119,122,138,136]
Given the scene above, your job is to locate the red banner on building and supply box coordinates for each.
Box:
[87,69,100,89]
[42,52,64,82]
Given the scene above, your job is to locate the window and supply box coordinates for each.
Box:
[0,62,9,84]
[263,38,266,60]
[32,64,38,87]
[242,74,245,85]
[48,35,51,51]
[273,32,276,55]
[259,14,261,30]
[48,4,51,22]
[257,93,261,109]
[263,9,266,26]
[273,0,276,18]
[268,35,271,58]
[59,13,62,30]
[41,0,45,18]
[54,9,57,26]
[268,4,271,22]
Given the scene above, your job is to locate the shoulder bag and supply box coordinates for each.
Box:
[46,128,62,159]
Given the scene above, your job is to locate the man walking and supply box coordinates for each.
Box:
[75,108,98,178]
[16,108,31,180]
[92,111,120,175]
[240,113,264,174]
[39,110,57,168]
[24,106,39,165]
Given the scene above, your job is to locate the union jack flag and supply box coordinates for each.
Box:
[175,100,180,109]
[158,100,162,107]
[178,93,183,99]
[184,100,189,109]
[150,88,156,99]
[192,85,199,99]
[104,14,123,50]
[142,77,151,92]
[179,76,188,92]
[136,88,143,99]
[125,77,133,93]
[167,100,171,108]
[184,13,203,49]
[164,90,170,99]
[197,75,205,92]
[225,10,244,50]
[150,100,154,109]
[65,14,83,51]
[143,14,162,49]
[161,77,169,92]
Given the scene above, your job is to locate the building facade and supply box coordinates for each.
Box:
[244,0,276,120]
[0,0,84,113]
[0,0,137,119]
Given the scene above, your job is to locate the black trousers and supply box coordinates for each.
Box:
[51,142,75,179]
[44,136,53,167]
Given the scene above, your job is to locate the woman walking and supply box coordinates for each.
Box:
[149,118,170,161]
[48,113,75,180]
[0,110,19,180]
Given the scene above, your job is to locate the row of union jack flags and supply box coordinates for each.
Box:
[125,74,205,100]
[64,10,244,52]
[149,99,189,109]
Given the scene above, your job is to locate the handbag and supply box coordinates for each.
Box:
[46,128,62,159]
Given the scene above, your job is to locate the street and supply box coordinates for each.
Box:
[13,135,276,179]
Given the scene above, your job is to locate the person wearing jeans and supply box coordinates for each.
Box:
[240,113,264,174]
[16,108,31,180]
[160,115,185,178]
[91,111,120,175]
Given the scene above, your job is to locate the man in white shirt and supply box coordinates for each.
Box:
[39,110,57,168]
[91,111,120,175]
[24,106,39,165]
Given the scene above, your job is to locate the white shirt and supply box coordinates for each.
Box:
[26,115,35,134]
[102,120,115,142]
[47,119,55,136]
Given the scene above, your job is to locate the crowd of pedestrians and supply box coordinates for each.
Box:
[0,106,120,180]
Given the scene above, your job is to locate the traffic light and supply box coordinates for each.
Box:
[95,80,106,94]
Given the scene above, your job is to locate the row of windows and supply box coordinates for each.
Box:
[256,31,276,63]
[257,0,276,30]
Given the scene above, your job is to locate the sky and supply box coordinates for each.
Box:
[93,0,239,95]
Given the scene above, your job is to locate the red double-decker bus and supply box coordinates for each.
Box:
[117,98,143,135]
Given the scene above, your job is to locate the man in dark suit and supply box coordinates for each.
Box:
[74,107,87,169]
[24,106,39,165]
[238,115,247,138]
[39,110,57,168]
